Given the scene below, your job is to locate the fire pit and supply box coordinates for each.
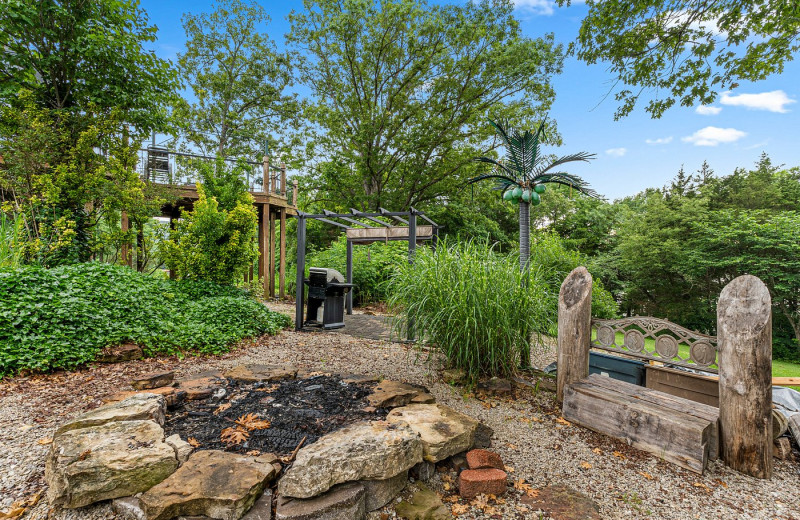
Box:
[164,373,388,456]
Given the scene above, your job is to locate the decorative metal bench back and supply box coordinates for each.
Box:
[591,317,719,373]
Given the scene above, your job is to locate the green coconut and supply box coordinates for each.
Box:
[503,189,514,201]
[534,184,546,194]
[512,186,523,199]
[521,189,532,203]
[530,191,541,205]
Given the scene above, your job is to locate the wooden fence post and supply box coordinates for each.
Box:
[717,274,772,479]
[557,266,593,404]
[263,156,270,194]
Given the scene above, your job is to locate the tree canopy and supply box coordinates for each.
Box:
[559,0,800,118]
[288,0,564,211]
[175,0,298,159]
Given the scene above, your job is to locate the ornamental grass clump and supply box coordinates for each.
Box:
[388,239,553,379]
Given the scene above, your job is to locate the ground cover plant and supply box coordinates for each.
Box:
[0,263,290,377]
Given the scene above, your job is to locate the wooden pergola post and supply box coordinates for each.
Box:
[269,210,276,298]
[717,274,773,479]
[557,266,593,404]
[261,204,270,297]
[279,208,286,299]
[263,156,270,194]
[257,204,265,281]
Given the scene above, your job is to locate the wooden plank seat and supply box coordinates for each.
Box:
[563,374,720,474]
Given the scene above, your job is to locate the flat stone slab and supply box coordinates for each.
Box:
[103,387,183,408]
[224,365,298,383]
[46,420,177,508]
[177,376,226,400]
[140,450,278,520]
[241,490,272,520]
[55,393,166,435]
[278,420,422,499]
[361,470,407,511]
[132,371,175,390]
[521,485,601,520]
[165,434,193,464]
[387,403,478,462]
[276,482,365,520]
[96,343,143,363]
[367,381,431,408]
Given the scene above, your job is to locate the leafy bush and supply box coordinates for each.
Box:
[388,239,553,379]
[0,263,291,377]
[159,186,258,285]
[302,237,409,305]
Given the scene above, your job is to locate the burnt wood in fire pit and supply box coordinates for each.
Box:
[164,374,389,456]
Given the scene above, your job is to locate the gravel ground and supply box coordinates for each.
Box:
[1,304,798,520]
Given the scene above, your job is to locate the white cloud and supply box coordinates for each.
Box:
[682,126,747,146]
[513,0,555,16]
[720,90,796,113]
[605,147,627,157]
[645,136,673,145]
[695,105,722,115]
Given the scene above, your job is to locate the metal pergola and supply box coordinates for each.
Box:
[293,208,439,337]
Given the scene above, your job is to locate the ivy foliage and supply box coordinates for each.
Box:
[0,263,291,377]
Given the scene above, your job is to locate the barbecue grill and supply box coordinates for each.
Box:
[303,267,354,329]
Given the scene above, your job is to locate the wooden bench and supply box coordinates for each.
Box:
[563,374,719,473]
[557,268,774,479]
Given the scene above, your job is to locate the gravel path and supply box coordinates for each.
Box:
[1,306,798,520]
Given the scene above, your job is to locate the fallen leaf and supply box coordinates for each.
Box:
[0,506,26,519]
[451,503,469,515]
[592,447,602,455]
[221,427,249,445]
[187,437,201,448]
[246,450,262,456]
[235,413,271,431]
[555,416,571,426]
[638,471,654,480]
[612,451,626,460]
[443,482,451,491]
[504,465,514,473]
[714,479,728,488]
[580,461,593,469]
[37,437,53,445]
[78,449,91,461]
[213,403,231,415]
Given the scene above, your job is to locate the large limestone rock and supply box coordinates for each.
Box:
[387,404,478,462]
[362,470,408,511]
[278,421,423,499]
[55,393,166,435]
[367,381,430,408]
[46,420,177,508]
[139,450,278,520]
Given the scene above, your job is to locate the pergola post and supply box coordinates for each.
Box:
[294,216,306,331]
[346,240,353,315]
[261,204,270,297]
[279,208,286,299]
[407,210,417,340]
[269,211,276,297]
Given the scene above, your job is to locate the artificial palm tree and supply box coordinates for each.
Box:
[469,119,597,271]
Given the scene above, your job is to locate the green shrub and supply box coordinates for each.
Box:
[301,237,408,305]
[388,238,553,379]
[0,263,291,377]
[159,186,258,285]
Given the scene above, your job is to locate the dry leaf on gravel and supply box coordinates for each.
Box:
[37,437,52,445]
[187,437,201,447]
[612,450,626,459]
[592,447,602,455]
[555,416,571,426]
[451,503,469,515]
[580,461,593,469]
[221,427,249,445]
[639,471,654,480]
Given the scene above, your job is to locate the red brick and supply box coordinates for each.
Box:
[458,468,507,499]
[466,449,504,470]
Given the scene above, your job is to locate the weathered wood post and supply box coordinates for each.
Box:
[717,274,772,479]
[292,180,298,206]
[263,156,270,194]
[557,266,593,404]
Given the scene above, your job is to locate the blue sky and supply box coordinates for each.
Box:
[138,0,800,200]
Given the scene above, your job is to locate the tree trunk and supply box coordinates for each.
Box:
[518,201,530,272]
